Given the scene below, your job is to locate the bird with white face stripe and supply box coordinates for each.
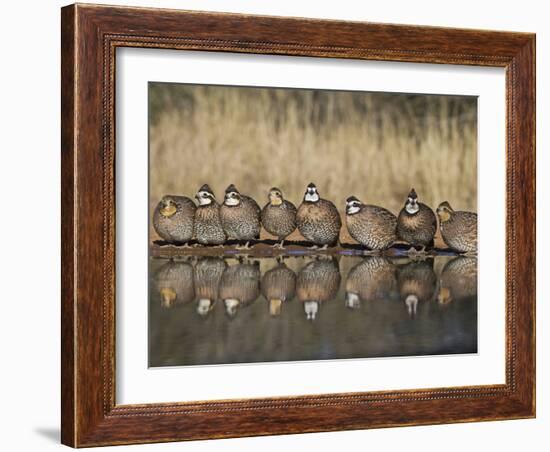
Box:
[220,184,261,250]
[296,183,341,249]
[193,184,226,246]
[345,196,397,250]
[397,188,437,253]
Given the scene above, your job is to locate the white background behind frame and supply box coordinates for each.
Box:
[2,0,547,451]
[116,48,506,405]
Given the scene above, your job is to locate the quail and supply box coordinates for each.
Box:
[193,184,226,246]
[219,261,261,317]
[438,256,477,305]
[193,257,227,317]
[220,184,261,249]
[153,259,195,309]
[345,196,397,250]
[261,187,297,249]
[152,195,196,245]
[296,257,341,320]
[345,257,397,309]
[296,183,341,249]
[397,259,437,318]
[397,188,437,252]
[436,201,477,253]
[261,260,296,316]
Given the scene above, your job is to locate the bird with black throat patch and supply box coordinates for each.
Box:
[296,183,341,249]
[193,184,226,246]
[220,184,262,250]
[397,188,437,253]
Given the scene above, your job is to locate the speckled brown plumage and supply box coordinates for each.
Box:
[437,202,477,253]
[261,200,297,240]
[194,202,226,245]
[261,261,296,315]
[438,256,478,304]
[297,199,342,246]
[345,197,397,250]
[345,257,397,306]
[397,190,436,247]
[153,260,195,308]
[193,257,227,316]
[220,188,261,241]
[219,261,261,309]
[297,184,341,246]
[261,261,296,303]
[193,257,227,302]
[296,258,341,304]
[397,259,437,304]
[152,195,196,243]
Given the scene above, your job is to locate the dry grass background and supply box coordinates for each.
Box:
[149,83,477,241]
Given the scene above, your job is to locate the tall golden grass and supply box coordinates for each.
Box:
[149,83,476,237]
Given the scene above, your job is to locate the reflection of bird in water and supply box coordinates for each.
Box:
[261,260,296,316]
[297,183,341,249]
[397,188,437,252]
[436,201,477,253]
[194,184,226,246]
[193,257,227,317]
[438,257,478,305]
[153,260,195,308]
[261,187,297,249]
[345,196,397,250]
[397,259,437,317]
[219,261,261,317]
[220,184,261,249]
[153,195,196,245]
[297,257,341,320]
[345,257,397,309]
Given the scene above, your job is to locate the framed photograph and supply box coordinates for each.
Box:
[61,3,535,447]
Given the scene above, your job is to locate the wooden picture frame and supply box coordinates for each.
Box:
[61,3,535,447]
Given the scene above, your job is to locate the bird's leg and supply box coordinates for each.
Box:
[236,241,251,250]
[272,239,285,249]
[181,241,193,249]
[308,244,319,250]
[406,245,427,257]
[318,244,329,251]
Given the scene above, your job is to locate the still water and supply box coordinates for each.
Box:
[149,255,477,367]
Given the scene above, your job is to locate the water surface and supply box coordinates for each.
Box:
[149,255,477,367]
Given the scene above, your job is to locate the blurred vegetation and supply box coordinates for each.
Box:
[149,82,477,238]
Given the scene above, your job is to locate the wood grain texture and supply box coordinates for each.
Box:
[61,5,76,446]
[61,3,536,447]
